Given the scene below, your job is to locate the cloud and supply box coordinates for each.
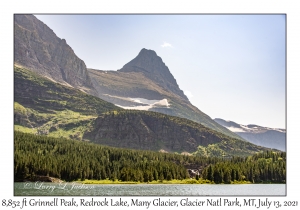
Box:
[184,90,193,98]
[161,42,173,48]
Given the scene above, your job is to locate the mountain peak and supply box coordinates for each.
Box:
[119,49,188,101]
[138,48,158,57]
[119,48,166,73]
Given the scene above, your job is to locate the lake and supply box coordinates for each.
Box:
[14,182,286,196]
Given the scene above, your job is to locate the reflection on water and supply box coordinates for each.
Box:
[14,182,286,196]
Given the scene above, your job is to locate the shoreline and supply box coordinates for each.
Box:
[14,180,285,185]
[16,176,284,185]
[73,179,283,185]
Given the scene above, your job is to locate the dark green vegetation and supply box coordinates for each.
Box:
[84,110,265,156]
[14,132,189,182]
[14,132,286,183]
[202,151,286,184]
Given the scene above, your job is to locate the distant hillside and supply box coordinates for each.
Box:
[88,49,243,141]
[84,110,266,156]
[214,118,286,151]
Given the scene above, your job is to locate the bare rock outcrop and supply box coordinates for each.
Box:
[14,15,96,94]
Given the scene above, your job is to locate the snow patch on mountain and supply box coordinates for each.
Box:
[116,98,170,111]
[226,124,285,134]
[227,127,246,132]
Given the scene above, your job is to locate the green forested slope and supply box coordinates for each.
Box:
[85,110,266,156]
[14,131,286,183]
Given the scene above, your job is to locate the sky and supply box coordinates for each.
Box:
[35,14,286,129]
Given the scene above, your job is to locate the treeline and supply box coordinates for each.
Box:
[14,131,212,182]
[14,131,286,183]
[201,151,286,183]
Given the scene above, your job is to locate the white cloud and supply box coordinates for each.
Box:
[161,42,173,48]
[184,90,193,98]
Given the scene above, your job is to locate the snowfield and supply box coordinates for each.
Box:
[116,98,170,111]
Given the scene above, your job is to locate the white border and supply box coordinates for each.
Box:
[2,0,299,209]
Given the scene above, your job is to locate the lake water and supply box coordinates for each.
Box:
[14,183,286,196]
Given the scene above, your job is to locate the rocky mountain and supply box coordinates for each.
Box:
[14,65,266,156]
[14,15,268,157]
[13,14,240,141]
[88,49,243,141]
[214,118,286,151]
[14,14,96,94]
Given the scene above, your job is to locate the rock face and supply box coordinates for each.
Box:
[214,118,286,151]
[119,48,188,101]
[14,15,95,94]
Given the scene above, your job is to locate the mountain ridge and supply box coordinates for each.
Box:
[214,118,286,151]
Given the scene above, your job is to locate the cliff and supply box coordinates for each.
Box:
[14,15,96,94]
